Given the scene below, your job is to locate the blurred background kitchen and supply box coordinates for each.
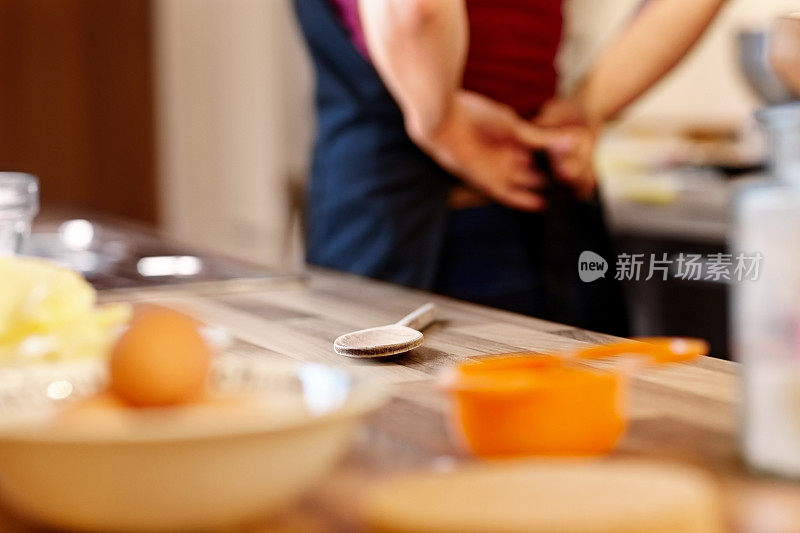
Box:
[1,0,798,357]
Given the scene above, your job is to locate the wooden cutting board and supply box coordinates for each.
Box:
[365,459,723,533]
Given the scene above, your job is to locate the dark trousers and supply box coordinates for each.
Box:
[435,204,547,316]
[434,203,629,337]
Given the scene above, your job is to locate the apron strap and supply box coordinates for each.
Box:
[293,0,382,100]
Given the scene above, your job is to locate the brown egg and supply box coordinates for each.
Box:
[109,306,212,407]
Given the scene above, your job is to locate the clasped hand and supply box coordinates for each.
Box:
[413,91,597,211]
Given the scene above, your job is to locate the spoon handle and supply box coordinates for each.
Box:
[396,302,438,331]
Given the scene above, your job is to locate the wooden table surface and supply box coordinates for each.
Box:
[4,267,800,532]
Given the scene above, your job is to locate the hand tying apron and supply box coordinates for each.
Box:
[294,0,628,335]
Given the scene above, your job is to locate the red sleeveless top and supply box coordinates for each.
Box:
[327,0,563,119]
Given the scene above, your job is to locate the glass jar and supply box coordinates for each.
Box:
[732,102,800,477]
[0,173,39,255]
[760,102,800,182]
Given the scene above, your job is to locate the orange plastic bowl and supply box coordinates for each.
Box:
[441,355,626,458]
[572,337,709,364]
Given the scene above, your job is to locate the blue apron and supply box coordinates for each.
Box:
[294,0,453,289]
[294,0,628,335]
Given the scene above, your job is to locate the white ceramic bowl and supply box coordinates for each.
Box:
[0,356,386,532]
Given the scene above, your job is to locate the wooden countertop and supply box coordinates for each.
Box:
[4,267,800,532]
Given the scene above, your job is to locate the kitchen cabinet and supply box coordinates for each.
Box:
[605,174,765,358]
[0,0,157,225]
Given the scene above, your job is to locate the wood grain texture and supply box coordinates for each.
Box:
[0,0,157,224]
[4,266,799,532]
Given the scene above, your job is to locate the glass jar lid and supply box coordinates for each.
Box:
[0,173,39,216]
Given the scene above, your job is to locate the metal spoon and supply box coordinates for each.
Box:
[334,303,438,358]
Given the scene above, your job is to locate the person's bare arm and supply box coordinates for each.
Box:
[534,0,727,196]
[359,0,467,140]
[359,0,568,211]
[577,0,728,126]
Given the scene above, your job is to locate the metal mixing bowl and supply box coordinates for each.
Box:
[738,29,796,105]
